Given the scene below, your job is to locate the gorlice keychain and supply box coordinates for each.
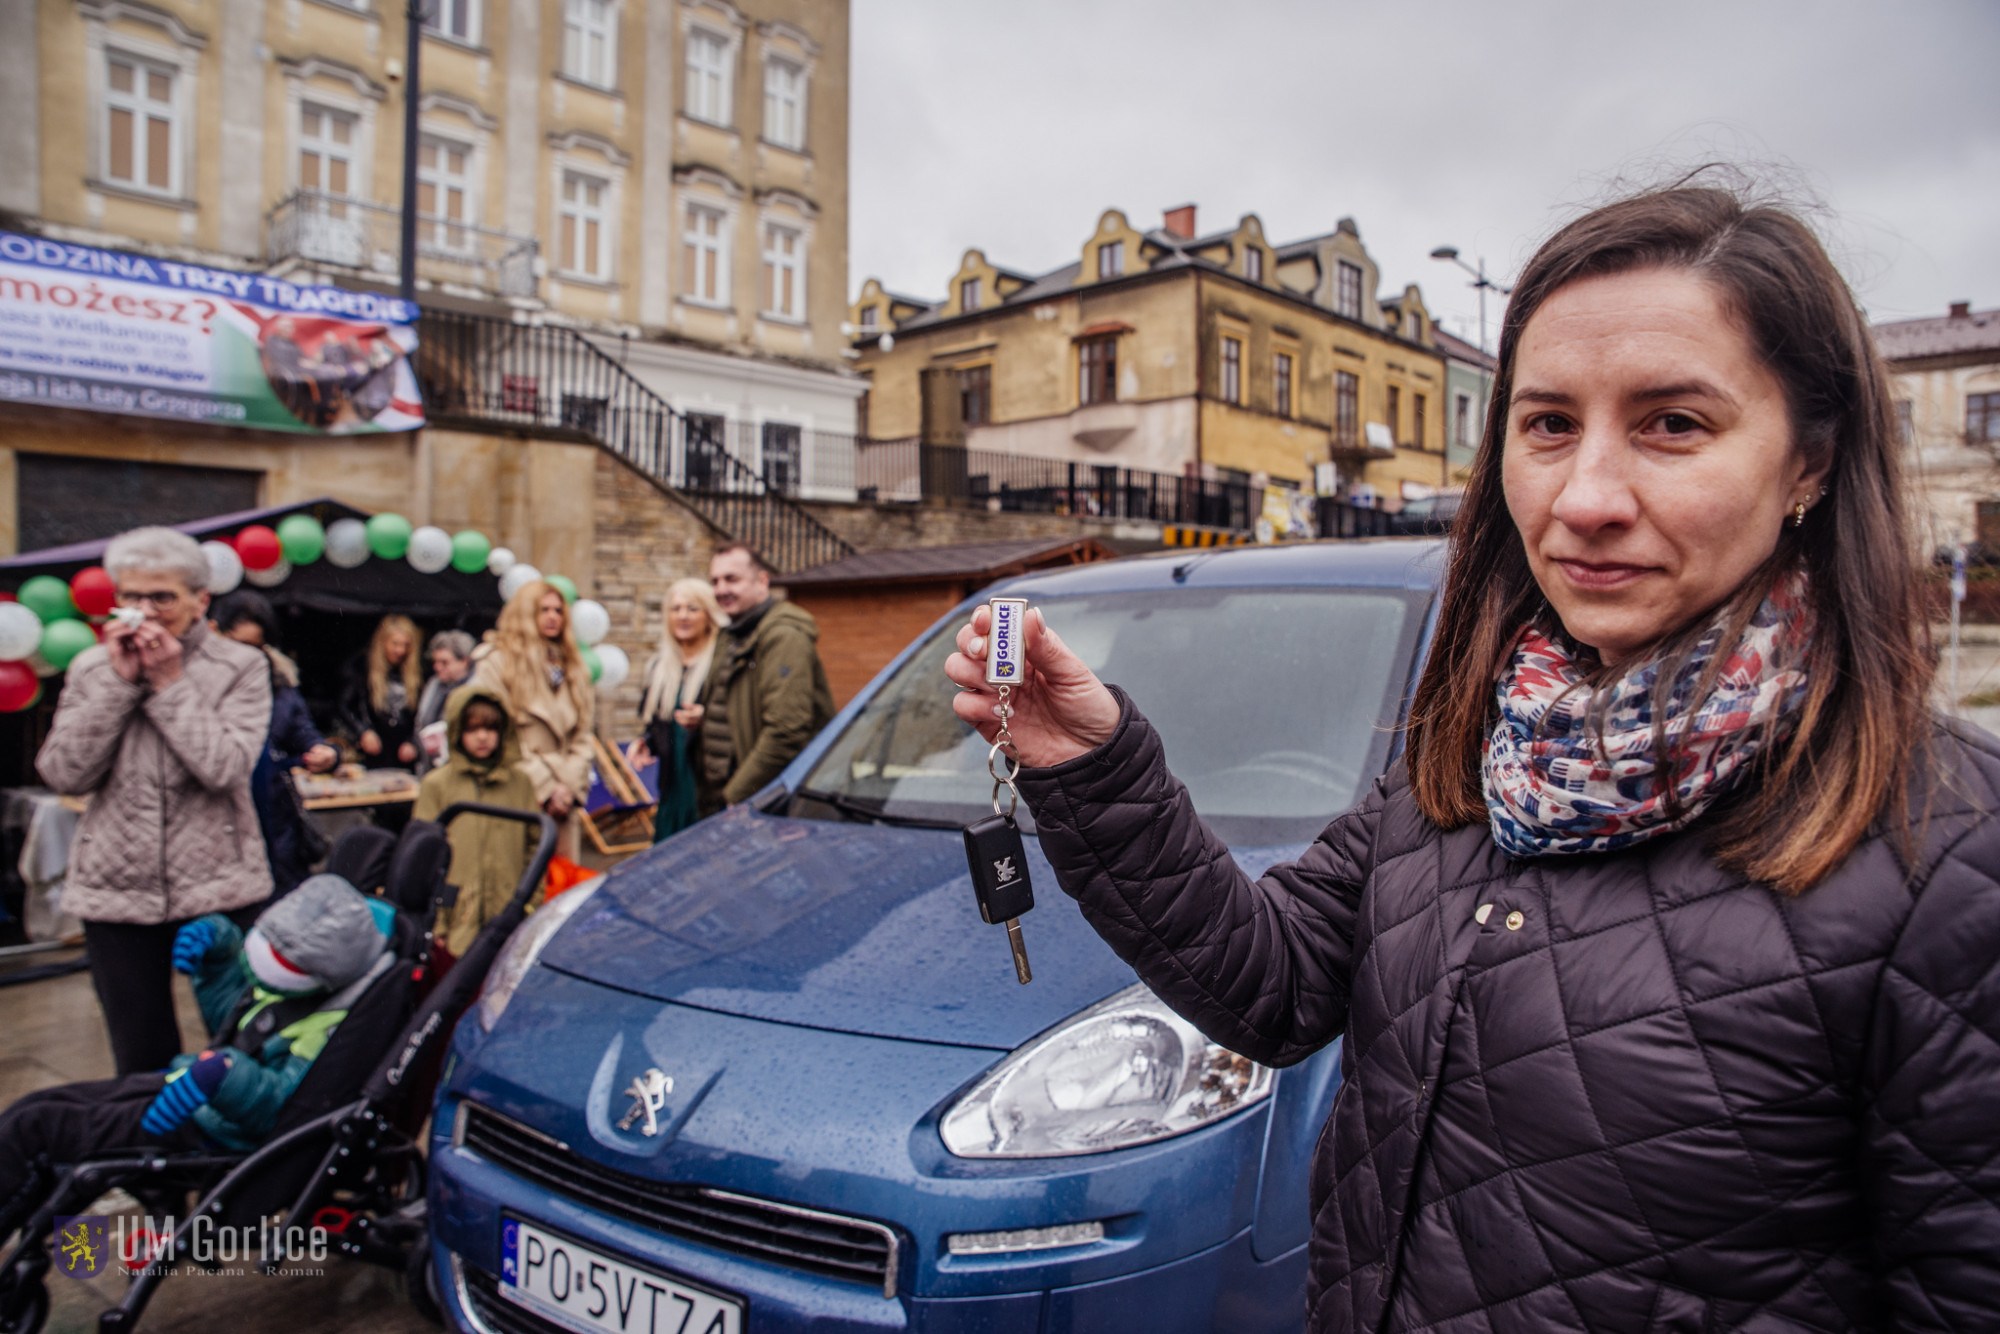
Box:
[963,597,1035,984]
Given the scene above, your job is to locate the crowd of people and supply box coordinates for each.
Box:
[17,529,832,1120]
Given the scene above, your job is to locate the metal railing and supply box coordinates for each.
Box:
[268,191,540,300]
[414,309,855,572]
[851,439,1259,531]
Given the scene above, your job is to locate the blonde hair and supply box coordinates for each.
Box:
[367,615,424,714]
[490,580,593,720]
[642,579,728,721]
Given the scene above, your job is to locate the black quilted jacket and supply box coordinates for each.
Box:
[1017,689,2000,1333]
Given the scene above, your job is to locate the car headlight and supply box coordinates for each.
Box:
[477,876,605,1031]
[939,983,1273,1158]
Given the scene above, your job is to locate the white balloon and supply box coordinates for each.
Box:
[570,598,610,646]
[202,540,244,594]
[594,643,629,691]
[325,518,370,569]
[498,563,542,601]
[0,603,42,661]
[407,525,453,574]
[486,547,517,576]
[245,558,292,588]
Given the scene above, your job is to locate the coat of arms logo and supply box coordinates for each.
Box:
[55,1215,110,1280]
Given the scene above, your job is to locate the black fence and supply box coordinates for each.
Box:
[414,309,853,573]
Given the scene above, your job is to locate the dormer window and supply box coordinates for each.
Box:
[1098,240,1124,280]
[960,277,981,313]
[1244,247,1262,282]
[1336,261,1362,319]
[860,305,878,330]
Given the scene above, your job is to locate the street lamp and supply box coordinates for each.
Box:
[397,0,433,305]
[1430,246,1513,477]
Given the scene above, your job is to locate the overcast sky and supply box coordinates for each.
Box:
[849,0,2000,348]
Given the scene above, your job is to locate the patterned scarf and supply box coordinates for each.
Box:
[1482,576,1812,858]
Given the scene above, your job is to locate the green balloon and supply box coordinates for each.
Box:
[276,513,326,565]
[366,513,413,560]
[579,643,602,683]
[16,576,74,624]
[546,574,578,605]
[450,530,491,574]
[39,618,95,672]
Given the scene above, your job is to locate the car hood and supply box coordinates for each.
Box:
[539,804,1303,1052]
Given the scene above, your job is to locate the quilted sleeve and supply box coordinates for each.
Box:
[1861,803,2000,1327]
[35,651,146,795]
[1018,688,1379,1068]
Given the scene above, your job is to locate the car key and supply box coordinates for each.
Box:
[967,597,1034,984]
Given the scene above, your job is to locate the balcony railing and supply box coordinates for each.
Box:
[267,190,539,300]
[414,308,854,573]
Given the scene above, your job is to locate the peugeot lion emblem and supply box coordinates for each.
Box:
[616,1068,674,1137]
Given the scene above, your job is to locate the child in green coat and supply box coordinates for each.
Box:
[413,685,542,955]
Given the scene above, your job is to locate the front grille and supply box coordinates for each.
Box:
[459,1261,566,1334]
[459,1103,899,1296]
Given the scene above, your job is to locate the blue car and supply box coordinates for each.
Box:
[429,538,1443,1334]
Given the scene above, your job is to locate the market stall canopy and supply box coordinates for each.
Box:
[0,498,501,618]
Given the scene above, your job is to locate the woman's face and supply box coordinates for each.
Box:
[383,630,412,664]
[668,595,710,647]
[1501,267,1822,666]
[536,591,567,642]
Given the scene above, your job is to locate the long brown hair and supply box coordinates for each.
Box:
[367,615,424,715]
[1404,183,1932,893]
[490,580,594,723]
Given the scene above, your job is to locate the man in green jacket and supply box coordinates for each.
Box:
[697,542,836,815]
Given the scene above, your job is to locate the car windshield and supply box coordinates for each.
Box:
[795,584,1426,845]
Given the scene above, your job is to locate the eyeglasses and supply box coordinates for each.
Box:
[116,590,186,610]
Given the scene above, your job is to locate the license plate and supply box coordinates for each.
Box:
[500,1216,743,1334]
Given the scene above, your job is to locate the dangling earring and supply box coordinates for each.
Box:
[1790,499,1808,528]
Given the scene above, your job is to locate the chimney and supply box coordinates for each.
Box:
[1163,204,1196,240]
[1949,301,1972,319]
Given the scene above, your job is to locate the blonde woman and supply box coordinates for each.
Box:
[339,614,424,769]
[629,579,728,841]
[471,581,595,861]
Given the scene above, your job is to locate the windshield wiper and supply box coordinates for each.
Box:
[791,786,968,831]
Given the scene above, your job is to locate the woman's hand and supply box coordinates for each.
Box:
[358,730,382,756]
[627,740,653,769]
[945,605,1119,768]
[396,741,417,765]
[673,703,704,731]
[134,621,183,687]
[544,783,576,818]
[104,620,143,684]
[303,744,338,773]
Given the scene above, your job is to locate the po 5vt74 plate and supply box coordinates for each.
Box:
[500,1216,743,1334]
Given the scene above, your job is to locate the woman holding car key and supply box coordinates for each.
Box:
[947,183,2000,1331]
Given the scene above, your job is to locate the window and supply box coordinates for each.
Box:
[960,277,981,313]
[761,223,803,319]
[859,305,878,330]
[1336,261,1362,320]
[1336,371,1359,446]
[424,0,476,42]
[417,138,471,249]
[1079,337,1117,406]
[1455,393,1471,450]
[1413,393,1427,449]
[1244,247,1262,282]
[686,29,730,124]
[1273,351,1293,418]
[1220,336,1242,404]
[1098,240,1124,280]
[1407,310,1422,340]
[559,171,608,279]
[1968,392,2000,446]
[1386,385,1401,443]
[563,0,615,87]
[960,364,991,425]
[106,55,177,192]
[1895,399,1914,445]
[684,412,725,490]
[762,422,801,495]
[681,203,727,303]
[763,58,804,150]
[298,105,355,211]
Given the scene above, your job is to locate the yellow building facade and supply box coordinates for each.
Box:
[851,206,1451,506]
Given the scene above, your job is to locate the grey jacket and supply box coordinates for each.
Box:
[37,621,274,924]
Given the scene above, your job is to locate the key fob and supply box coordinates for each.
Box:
[964,813,1035,924]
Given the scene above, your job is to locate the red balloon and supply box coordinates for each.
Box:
[235,525,283,572]
[70,566,117,617]
[0,660,36,712]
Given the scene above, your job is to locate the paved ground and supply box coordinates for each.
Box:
[0,950,436,1334]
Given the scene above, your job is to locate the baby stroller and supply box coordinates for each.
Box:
[0,803,557,1333]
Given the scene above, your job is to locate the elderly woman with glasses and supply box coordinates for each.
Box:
[37,526,275,1075]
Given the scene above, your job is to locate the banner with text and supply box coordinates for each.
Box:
[0,232,424,434]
